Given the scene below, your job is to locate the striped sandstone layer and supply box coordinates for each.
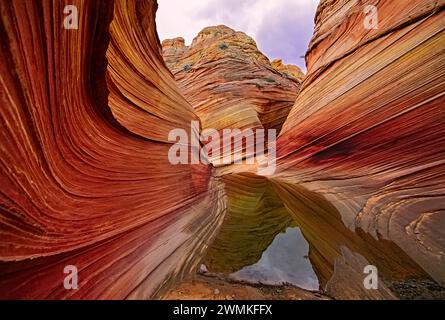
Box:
[1,0,444,300]
[274,0,445,297]
[0,0,226,299]
[162,26,302,165]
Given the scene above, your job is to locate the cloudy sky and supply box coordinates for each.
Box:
[156,0,319,70]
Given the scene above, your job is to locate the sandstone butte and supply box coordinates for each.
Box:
[0,0,444,300]
[162,26,302,166]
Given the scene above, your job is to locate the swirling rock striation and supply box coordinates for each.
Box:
[162,25,302,133]
[193,0,445,300]
[0,0,225,299]
[275,0,445,293]
[162,26,302,166]
[1,0,445,300]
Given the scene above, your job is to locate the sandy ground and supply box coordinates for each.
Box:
[163,273,331,300]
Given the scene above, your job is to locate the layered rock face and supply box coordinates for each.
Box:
[271,59,305,82]
[162,25,302,133]
[170,0,444,299]
[274,0,445,296]
[0,0,226,299]
[1,0,444,300]
[162,26,301,165]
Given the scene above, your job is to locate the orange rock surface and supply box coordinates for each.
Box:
[162,26,302,166]
[1,0,444,300]
[275,0,445,294]
[0,0,225,299]
[271,59,305,82]
[162,25,301,133]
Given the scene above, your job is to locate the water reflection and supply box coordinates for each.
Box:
[203,173,431,299]
[230,227,319,291]
[203,173,295,273]
[204,173,321,291]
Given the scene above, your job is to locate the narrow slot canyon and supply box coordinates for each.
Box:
[0,0,444,300]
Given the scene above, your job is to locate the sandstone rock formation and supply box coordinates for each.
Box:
[0,0,225,299]
[164,0,445,299]
[1,0,444,300]
[162,25,302,165]
[271,59,305,82]
[162,37,188,70]
[274,0,445,297]
[162,25,302,133]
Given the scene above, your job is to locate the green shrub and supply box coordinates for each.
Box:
[183,64,191,72]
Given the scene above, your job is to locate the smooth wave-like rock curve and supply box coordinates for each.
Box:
[1,0,445,300]
[162,25,301,134]
[0,0,226,299]
[276,0,445,290]
[162,26,301,166]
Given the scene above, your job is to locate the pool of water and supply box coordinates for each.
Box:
[229,227,319,291]
[202,174,321,291]
[202,173,433,298]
